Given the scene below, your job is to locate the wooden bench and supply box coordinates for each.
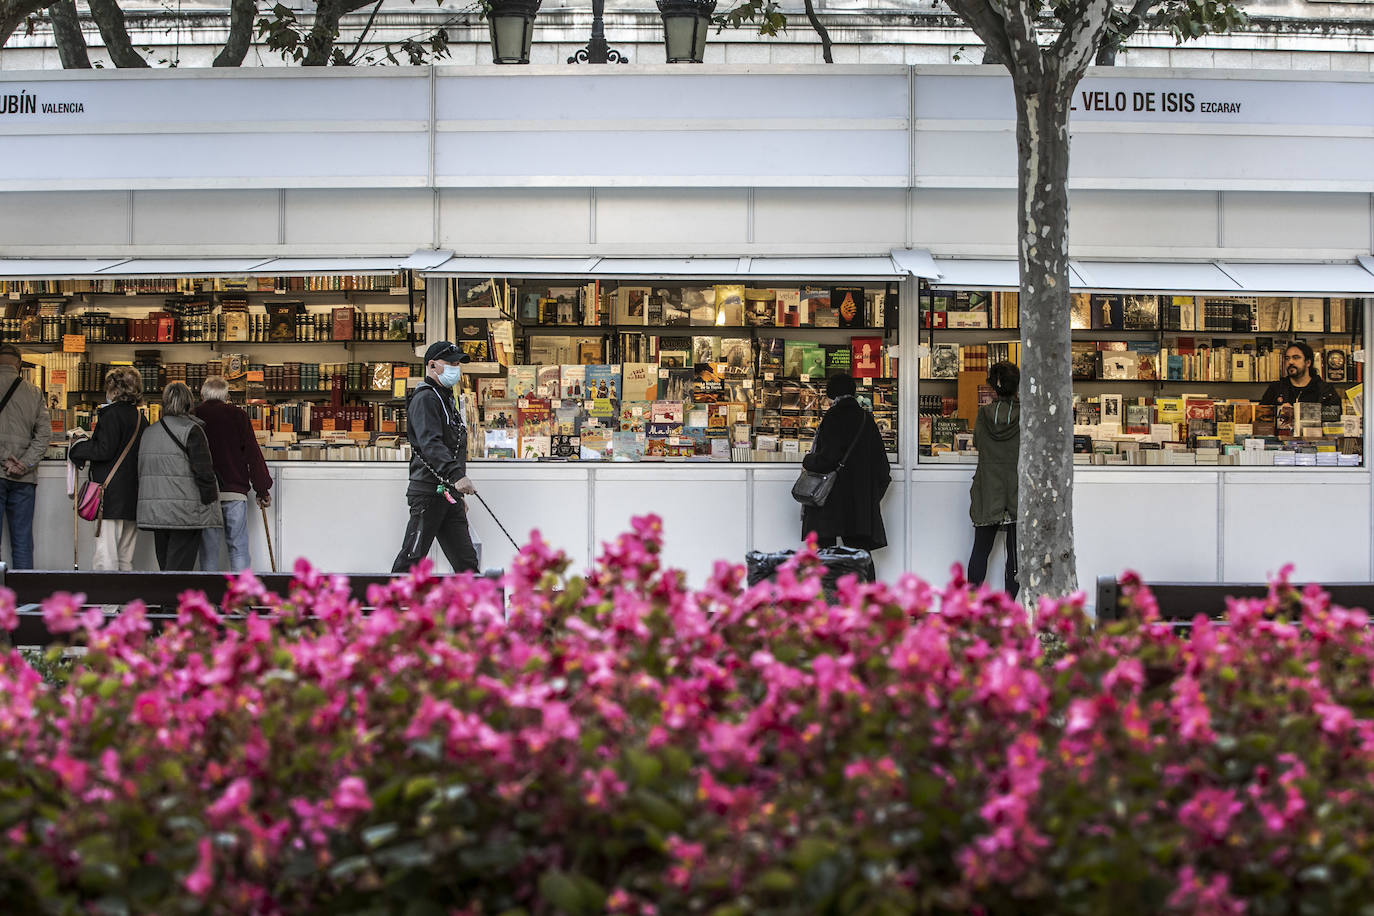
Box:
[1095,576,1374,626]
[0,567,434,646]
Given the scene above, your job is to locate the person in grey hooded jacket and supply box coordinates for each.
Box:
[967,361,1020,599]
[137,382,222,570]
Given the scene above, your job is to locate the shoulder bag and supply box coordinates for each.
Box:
[76,413,139,536]
[791,413,867,508]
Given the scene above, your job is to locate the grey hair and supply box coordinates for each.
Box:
[161,381,195,417]
[201,375,230,402]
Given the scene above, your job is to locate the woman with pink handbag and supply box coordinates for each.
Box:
[68,367,146,571]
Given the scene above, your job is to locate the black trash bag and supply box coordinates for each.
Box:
[745,549,796,587]
[745,546,875,589]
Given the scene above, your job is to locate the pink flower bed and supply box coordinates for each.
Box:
[1,517,1373,914]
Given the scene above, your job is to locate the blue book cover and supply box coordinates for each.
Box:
[585,364,621,402]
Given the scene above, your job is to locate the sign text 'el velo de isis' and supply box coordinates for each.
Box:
[1067,77,1372,125]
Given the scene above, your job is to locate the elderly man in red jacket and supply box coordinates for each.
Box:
[195,375,273,571]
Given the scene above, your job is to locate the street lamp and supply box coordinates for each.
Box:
[657,0,715,63]
[488,0,541,64]
[567,0,629,63]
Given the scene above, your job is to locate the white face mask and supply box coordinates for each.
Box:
[437,363,463,387]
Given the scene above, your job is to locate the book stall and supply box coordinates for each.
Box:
[2,63,1372,589]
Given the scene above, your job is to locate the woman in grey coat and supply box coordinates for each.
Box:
[967,361,1020,599]
[137,382,222,570]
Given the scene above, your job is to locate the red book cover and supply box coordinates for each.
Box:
[851,336,882,379]
[332,307,355,341]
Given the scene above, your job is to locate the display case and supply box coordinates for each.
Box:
[0,270,426,461]
[918,285,1366,467]
[448,276,901,462]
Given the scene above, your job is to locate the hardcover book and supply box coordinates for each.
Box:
[744,289,776,326]
[507,365,537,398]
[329,307,354,342]
[535,365,560,399]
[615,287,651,326]
[831,286,866,328]
[775,289,803,327]
[713,285,746,326]
[801,289,832,327]
[585,364,621,401]
[1294,298,1325,332]
[454,317,491,362]
[1070,294,1092,330]
[720,338,751,377]
[658,288,691,326]
[559,364,586,399]
[620,363,659,402]
[851,337,884,379]
[1090,295,1124,331]
[267,303,300,342]
[683,288,716,326]
[692,336,721,365]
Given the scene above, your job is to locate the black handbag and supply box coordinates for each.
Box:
[791,418,866,508]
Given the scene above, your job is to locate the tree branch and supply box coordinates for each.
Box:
[302,0,375,66]
[992,0,1044,82]
[1096,0,1153,65]
[1,0,50,51]
[47,0,90,67]
[1048,0,1113,88]
[86,0,149,67]
[800,0,832,64]
[213,0,254,66]
[344,0,384,64]
[942,0,1014,73]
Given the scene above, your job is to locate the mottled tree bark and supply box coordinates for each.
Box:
[943,0,1112,604]
[1014,81,1077,601]
[47,0,90,68]
[213,0,254,66]
[87,0,148,66]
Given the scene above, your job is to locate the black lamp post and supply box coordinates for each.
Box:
[488,0,541,64]
[567,0,629,63]
[657,0,715,63]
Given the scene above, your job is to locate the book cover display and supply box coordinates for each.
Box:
[921,286,1363,465]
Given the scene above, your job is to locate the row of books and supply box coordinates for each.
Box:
[920,391,1364,460]
[921,339,1361,384]
[457,278,897,330]
[924,291,1361,334]
[470,382,898,462]
[0,273,410,296]
[1,305,415,347]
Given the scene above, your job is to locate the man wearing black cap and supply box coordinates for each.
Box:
[391,341,479,574]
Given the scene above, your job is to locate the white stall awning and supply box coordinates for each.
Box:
[1216,261,1374,296]
[426,257,601,277]
[0,258,131,279]
[425,253,926,281]
[1068,260,1241,294]
[889,248,941,280]
[0,253,447,279]
[928,259,1023,289]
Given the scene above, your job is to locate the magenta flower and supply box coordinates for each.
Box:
[183,836,215,897]
[1178,787,1244,846]
[40,591,86,634]
[332,776,372,814]
[0,586,16,631]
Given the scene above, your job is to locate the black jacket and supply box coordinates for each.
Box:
[406,378,467,496]
[69,400,146,521]
[1260,372,1341,407]
[801,396,892,550]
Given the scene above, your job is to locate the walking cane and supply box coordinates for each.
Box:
[72,485,79,571]
[473,491,521,551]
[260,504,277,572]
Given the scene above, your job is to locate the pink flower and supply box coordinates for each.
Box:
[40,591,86,634]
[49,751,88,792]
[0,586,16,631]
[1064,698,1097,737]
[333,776,372,814]
[207,777,253,824]
[1314,701,1354,735]
[1178,787,1244,846]
[184,836,214,897]
[1102,657,1145,694]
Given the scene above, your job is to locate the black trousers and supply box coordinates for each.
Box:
[968,523,1019,599]
[153,529,202,571]
[392,491,479,575]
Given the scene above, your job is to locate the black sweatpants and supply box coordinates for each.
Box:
[391,491,479,574]
[153,529,202,571]
[967,523,1019,599]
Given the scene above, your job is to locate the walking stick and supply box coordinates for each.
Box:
[473,491,520,550]
[260,504,277,572]
[72,485,79,570]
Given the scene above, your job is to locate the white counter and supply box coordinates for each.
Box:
[19,461,1370,594]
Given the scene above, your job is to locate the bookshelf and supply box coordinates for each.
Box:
[918,286,1366,467]
[448,276,900,461]
[7,273,426,451]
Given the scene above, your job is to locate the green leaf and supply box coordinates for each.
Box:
[753,868,797,894]
[538,870,584,914]
[362,823,399,849]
